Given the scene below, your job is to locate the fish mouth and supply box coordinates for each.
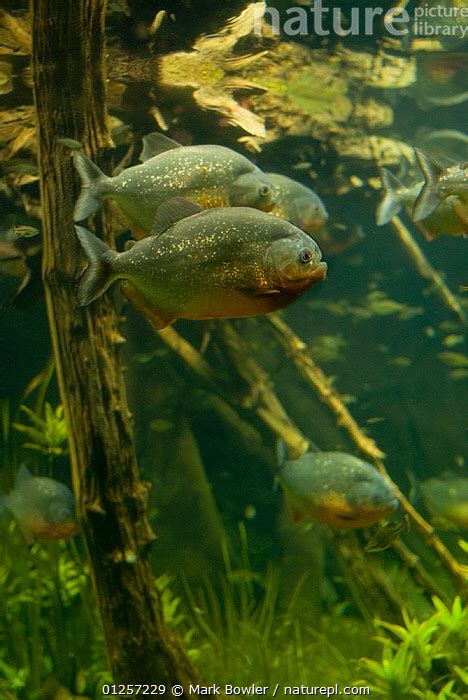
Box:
[308,261,328,284]
[278,261,328,294]
[259,199,276,213]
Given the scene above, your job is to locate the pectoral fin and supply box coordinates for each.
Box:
[15,464,33,487]
[249,288,282,296]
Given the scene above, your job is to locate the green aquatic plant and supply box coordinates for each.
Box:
[0,518,110,699]
[438,352,468,368]
[13,403,68,458]
[182,523,374,687]
[309,334,347,363]
[156,573,199,658]
[286,70,352,122]
[357,596,467,699]
[0,655,28,699]
[0,512,203,699]
[438,351,468,379]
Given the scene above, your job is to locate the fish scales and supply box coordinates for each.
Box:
[73,137,275,231]
[1,466,78,544]
[76,204,327,327]
[278,451,398,528]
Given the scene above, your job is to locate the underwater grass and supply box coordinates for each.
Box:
[181,523,374,688]
[176,525,468,695]
[1,378,466,698]
[0,382,111,699]
[1,509,467,698]
[0,523,111,699]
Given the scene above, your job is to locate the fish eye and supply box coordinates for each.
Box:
[259,184,271,197]
[299,248,314,263]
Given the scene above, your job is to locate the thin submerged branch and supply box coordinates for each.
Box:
[267,313,467,591]
[217,321,308,459]
[390,216,466,325]
[267,314,385,460]
[152,319,307,458]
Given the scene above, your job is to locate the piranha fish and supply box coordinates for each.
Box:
[376,168,468,241]
[73,132,275,233]
[413,149,468,223]
[267,173,329,236]
[276,445,398,529]
[0,465,79,545]
[419,474,468,531]
[75,198,327,328]
[266,174,360,255]
[0,226,42,308]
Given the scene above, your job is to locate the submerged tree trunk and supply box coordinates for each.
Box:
[31,0,198,689]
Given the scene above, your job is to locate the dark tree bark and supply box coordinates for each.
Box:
[31,0,198,690]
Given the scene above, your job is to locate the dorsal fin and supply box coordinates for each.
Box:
[140,133,183,162]
[308,440,321,453]
[151,197,204,237]
[276,439,288,467]
[16,464,32,488]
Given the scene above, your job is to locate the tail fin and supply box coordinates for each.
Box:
[75,226,118,306]
[73,152,108,221]
[376,169,404,225]
[413,149,445,221]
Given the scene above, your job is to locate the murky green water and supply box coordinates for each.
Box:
[0,1,466,698]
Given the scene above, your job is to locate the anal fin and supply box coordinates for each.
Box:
[452,198,468,230]
[121,282,174,329]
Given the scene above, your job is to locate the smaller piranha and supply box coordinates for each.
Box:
[376,167,468,241]
[413,149,468,223]
[415,52,468,108]
[420,474,468,531]
[267,173,329,237]
[0,226,42,308]
[75,198,327,328]
[73,132,275,234]
[0,465,79,545]
[267,174,360,254]
[364,514,410,553]
[276,444,398,529]
[13,224,40,238]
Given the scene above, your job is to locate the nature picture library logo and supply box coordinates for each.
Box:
[253,1,468,39]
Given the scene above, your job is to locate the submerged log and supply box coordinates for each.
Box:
[31,0,198,690]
